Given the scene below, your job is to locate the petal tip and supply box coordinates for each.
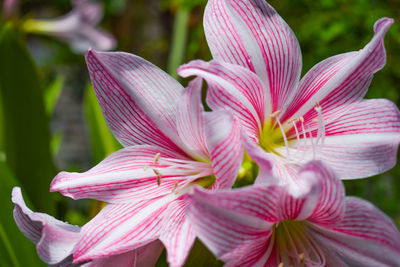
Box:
[374,17,394,33]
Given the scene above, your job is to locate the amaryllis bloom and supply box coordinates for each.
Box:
[178,0,400,186]
[23,0,116,53]
[185,160,400,266]
[49,50,243,266]
[12,187,164,266]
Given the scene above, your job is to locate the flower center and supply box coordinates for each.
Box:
[259,119,287,155]
[273,220,325,266]
[194,175,216,188]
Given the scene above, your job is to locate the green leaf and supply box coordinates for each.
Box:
[44,75,64,115]
[84,84,122,164]
[0,24,56,213]
[0,160,43,267]
[155,239,223,267]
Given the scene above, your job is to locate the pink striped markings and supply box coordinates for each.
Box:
[50,52,243,266]
[179,0,400,184]
[185,161,400,266]
[12,187,164,266]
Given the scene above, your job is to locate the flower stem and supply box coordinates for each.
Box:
[167,6,190,79]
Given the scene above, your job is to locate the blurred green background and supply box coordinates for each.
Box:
[0,0,399,266]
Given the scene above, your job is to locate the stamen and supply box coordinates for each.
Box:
[307,126,316,159]
[172,181,179,192]
[143,165,149,171]
[289,118,300,151]
[314,102,326,154]
[278,263,284,267]
[300,117,307,153]
[270,110,281,118]
[153,153,161,164]
[275,116,291,161]
[153,169,162,186]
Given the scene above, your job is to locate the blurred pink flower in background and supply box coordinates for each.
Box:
[23,0,116,53]
[185,160,400,266]
[2,0,19,20]
[179,0,400,188]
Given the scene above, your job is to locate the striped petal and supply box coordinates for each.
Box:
[179,60,265,142]
[73,195,176,263]
[310,197,400,266]
[312,99,400,179]
[160,199,196,267]
[176,77,209,161]
[184,186,272,265]
[204,111,243,189]
[298,161,345,225]
[85,50,185,153]
[283,18,393,126]
[204,0,302,111]
[51,145,210,203]
[11,187,80,265]
[86,241,164,267]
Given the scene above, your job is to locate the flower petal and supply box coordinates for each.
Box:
[184,186,272,265]
[297,161,345,224]
[175,77,209,161]
[86,240,164,267]
[160,199,196,267]
[51,145,201,203]
[283,18,393,126]
[12,187,80,265]
[85,50,185,153]
[73,195,176,263]
[179,60,265,142]
[204,111,243,189]
[204,0,302,111]
[312,99,400,179]
[310,197,400,266]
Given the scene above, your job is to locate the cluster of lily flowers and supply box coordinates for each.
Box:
[12,0,400,266]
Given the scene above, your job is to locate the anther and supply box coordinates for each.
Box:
[143,165,149,171]
[298,253,305,262]
[153,153,161,164]
[172,181,179,192]
[278,263,284,267]
[270,110,281,118]
[153,169,162,186]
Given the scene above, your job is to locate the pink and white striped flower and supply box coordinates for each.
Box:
[178,0,400,186]
[12,187,164,267]
[50,50,243,266]
[185,161,400,266]
[23,0,116,53]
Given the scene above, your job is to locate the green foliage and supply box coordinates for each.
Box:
[156,239,223,267]
[44,75,64,116]
[0,24,56,214]
[84,84,122,164]
[0,160,42,267]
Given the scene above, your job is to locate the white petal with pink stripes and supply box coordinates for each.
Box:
[185,161,400,266]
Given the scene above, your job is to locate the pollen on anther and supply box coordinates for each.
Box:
[153,169,162,186]
[270,110,281,118]
[153,153,161,164]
